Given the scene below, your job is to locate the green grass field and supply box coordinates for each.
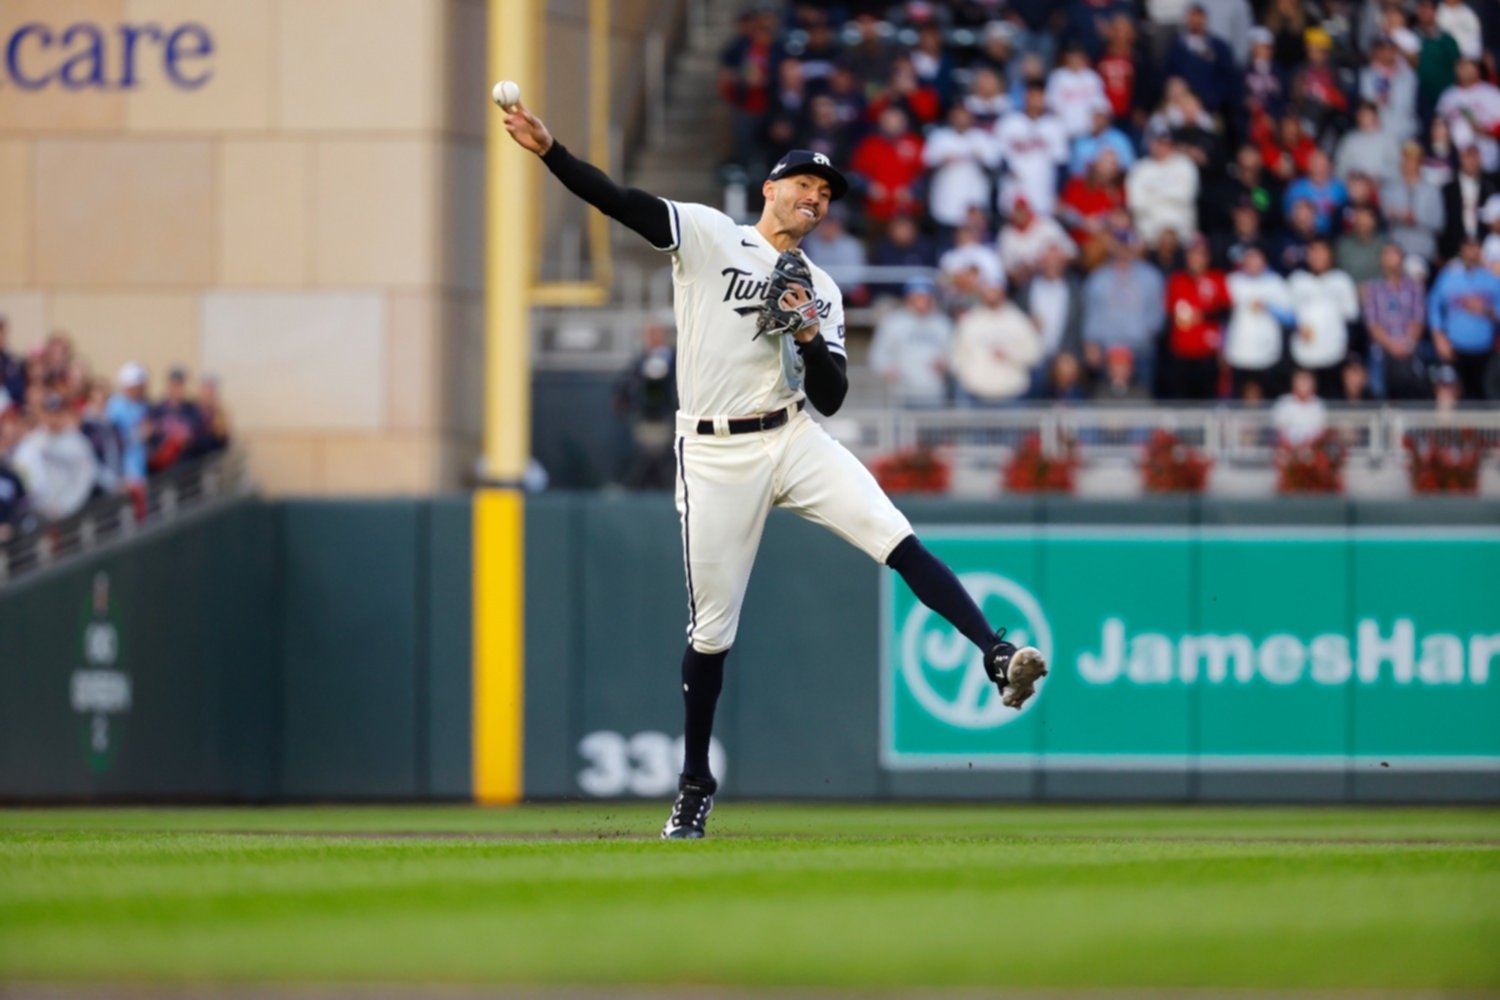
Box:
[2,804,1498,992]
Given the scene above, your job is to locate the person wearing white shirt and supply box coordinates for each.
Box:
[997,195,1077,285]
[1045,44,1108,139]
[950,282,1044,404]
[1225,246,1294,400]
[1435,0,1485,59]
[1288,240,1360,396]
[1435,59,1500,172]
[939,222,1007,292]
[1126,128,1201,246]
[11,394,98,522]
[1334,102,1402,183]
[868,278,955,406]
[1273,369,1330,445]
[922,105,999,229]
[993,81,1070,218]
[1359,36,1419,143]
[1482,195,1500,273]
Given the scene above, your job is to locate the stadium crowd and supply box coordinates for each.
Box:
[719,0,1500,407]
[0,317,230,543]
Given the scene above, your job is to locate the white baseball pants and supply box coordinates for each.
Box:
[673,407,913,653]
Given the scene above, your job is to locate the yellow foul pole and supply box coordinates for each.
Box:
[474,0,538,805]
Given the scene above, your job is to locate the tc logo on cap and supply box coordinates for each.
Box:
[812,152,830,166]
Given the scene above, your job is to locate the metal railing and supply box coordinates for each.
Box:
[0,450,250,587]
[822,404,1500,471]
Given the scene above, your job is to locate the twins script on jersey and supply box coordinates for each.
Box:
[659,199,847,418]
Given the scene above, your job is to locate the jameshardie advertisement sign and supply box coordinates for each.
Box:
[883,528,1500,771]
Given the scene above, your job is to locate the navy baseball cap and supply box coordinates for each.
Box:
[767,150,849,201]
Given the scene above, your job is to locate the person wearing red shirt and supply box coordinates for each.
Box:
[1095,15,1140,124]
[1058,148,1127,268]
[849,106,926,224]
[1256,111,1318,183]
[866,58,943,129]
[1165,235,1231,400]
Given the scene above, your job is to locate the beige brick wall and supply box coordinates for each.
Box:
[0,0,666,495]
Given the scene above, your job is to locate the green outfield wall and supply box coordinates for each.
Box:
[2,495,1497,802]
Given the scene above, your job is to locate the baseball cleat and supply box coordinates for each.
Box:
[662,776,715,840]
[985,631,1048,710]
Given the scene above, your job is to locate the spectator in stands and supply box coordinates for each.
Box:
[950,282,1044,405]
[802,207,869,304]
[718,8,779,173]
[1284,150,1348,236]
[1213,196,1268,271]
[1363,242,1432,400]
[1436,0,1486,61]
[1096,15,1148,127]
[1291,29,1351,137]
[801,96,854,169]
[843,13,898,93]
[791,12,837,87]
[1242,27,1288,122]
[1048,350,1089,401]
[909,22,956,106]
[849,106,926,225]
[0,316,23,407]
[1484,195,1500,273]
[1059,147,1127,268]
[1429,234,1500,401]
[1069,100,1135,178]
[1226,245,1294,400]
[868,57,943,129]
[1082,229,1166,389]
[1263,0,1308,69]
[614,322,677,491]
[1259,111,1319,185]
[963,66,1011,131]
[998,194,1076,287]
[12,393,97,523]
[106,362,151,491]
[868,215,937,300]
[1414,0,1461,120]
[1164,4,1240,119]
[1383,141,1448,262]
[868,278,954,407]
[972,20,1018,80]
[1336,204,1386,286]
[1359,36,1419,144]
[192,376,232,458]
[1432,362,1465,409]
[1273,198,1321,275]
[938,218,1006,293]
[80,379,122,495]
[1340,354,1377,403]
[1441,143,1500,258]
[1273,369,1329,444]
[1091,344,1150,401]
[1289,239,1361,397]
[922,105,997,232]
[1436,59,1500,173]
[1335,103,1401,184]
[1165,234,1231,400]
[1065,0,1135,62]
[0,412,25,542]
[993,80,1070,218]
[1018,242,1086,395]
[1127,126,1200,248]
[147,368,205,474]
[1047,42,1108,140]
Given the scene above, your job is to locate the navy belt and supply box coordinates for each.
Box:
[696,399,805,435]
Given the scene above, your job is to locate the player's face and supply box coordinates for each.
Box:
[766,174,832,237]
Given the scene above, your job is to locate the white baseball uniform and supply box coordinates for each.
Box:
[659,200,913,653]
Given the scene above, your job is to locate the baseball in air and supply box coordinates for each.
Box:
[492,80,521,110]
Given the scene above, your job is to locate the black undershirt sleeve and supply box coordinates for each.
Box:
[539,141,675,250]
[797,334,849,416]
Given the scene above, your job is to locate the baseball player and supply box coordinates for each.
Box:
[501,103,1047,840]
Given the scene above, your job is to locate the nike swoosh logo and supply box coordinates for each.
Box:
[741,239,756,248]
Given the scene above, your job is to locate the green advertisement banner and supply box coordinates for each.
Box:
[883,529,1500,771]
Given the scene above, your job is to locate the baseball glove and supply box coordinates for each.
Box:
[753,250,819,340]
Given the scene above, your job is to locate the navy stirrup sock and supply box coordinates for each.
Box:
[680,646,727,784]
[886,535,998,652]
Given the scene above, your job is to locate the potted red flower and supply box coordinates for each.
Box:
[1275,429,1346,494]
[871,444,952,493]
[1003,434,1078,493]
[1404,431,1485,495]
[1140,429,1213,493]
